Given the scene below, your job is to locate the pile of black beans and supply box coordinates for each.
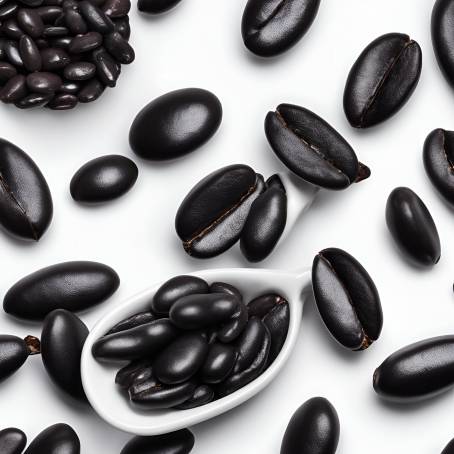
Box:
[0,0,134,109]
[92,275,290,410]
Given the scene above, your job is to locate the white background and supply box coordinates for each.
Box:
[0,0,453,452]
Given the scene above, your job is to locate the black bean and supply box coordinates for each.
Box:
[36,5,62,21]
[104,31,133,63]
[0,38,6,59]
[59,80,79,93]
[210,282,242,301]
[108,311,157,335]
[129,88,222,161]
[91,46,119,86]
[77,76,104,102]
[3,261,119,319]
[152,275,209,315]
[42,25,68,37]
[0,334,39,382]
[0,138,52,241]
[174,384,214,410]
[34,38,48,48]
[216,300,248,343]
[248,293,285,318]
[102,0,130,17]
[200,342,236,384]
[0,428,27,454]
[40,46,69,70]
[62,0,77,10]
[68,31,102,53]
[153,332,208,384]
[70,154,138,203]
[113,16,129,40]
[79,0,114,33]
[43,0,63,5]
[233,317,266,372]
[120,430,194,454]
[137,0,182,14]
[23,424,80,454]
[0,4,19,20]
[26,71,61,92]
[14,91,52,108]
[0,61,17,83]
[343,33,422,128]
[47,91,78,109]
[41,309,88,401]
[5,40,24,66]
[267,173,286,192]
[175,165,266,258]
[373,336,454,401]
[92,319,179,361]
[442,438,454,454]
[2,19,24,39]
[49,35,71,49]
[312,247,383,351]
[63,60,95,79]
[386,187,441,266]
[64,8,87,34]
[265,104,370,190]
[19,35,42,71]
[17,8,44,38]
[263,301,289,364]
[241,0,321,57]
[169,293,239,330]
[0,74,28,102]
[281,397,340,454]
[115,359,153,389]
[18,0,43,6]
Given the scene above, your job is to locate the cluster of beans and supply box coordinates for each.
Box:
[0,0,134,109]
[92,275,290,410]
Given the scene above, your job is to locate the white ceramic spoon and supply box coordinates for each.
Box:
[81,266,313,436]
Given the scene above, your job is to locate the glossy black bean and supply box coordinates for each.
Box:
[280,397,340,454]
[5,40,24,66]
[40,47,70,70]
[200,342,236,384]
[240,185,287,262]
[79,0,113,33]
[152,275,209,315]
[43,25,68,36]
[2,19,24,39]
[233,317,266,372]
[17,8,44,38]
[386,187,441,266]
[153,332,208,384]
[0,61,17,82]
[26,71,61,92]
[41,309,88,401]
[169,293,239,330]
[77,77,104,102]
[373,336,454,401]
[0,74,28,103]
[47,92,77,109]
[0,38,6,59]
[175,165,265,258]
[174,384,214,410]
[0,335,36,382]
[129,377,196,410]
[104,31,133,63]
[114,16,129,40]
[442,438,454,454]
[59,80,79,93]
[64,9,87,34]
[115,359,153,389]
[108,311,157,335]
[209,282,242,300]
[34,38,48,48]
[68,31,102,53]
[216,323,270,397]
[423,128,454,206]
[18,0,43,7]
[265,104,369,190]
[129,88,222,161]
[241,0,321,58]
[248,293,285,318]
[138,0,182,14]
[263,301,289,364]
[0,4,19,19]
[36,5,62,21]
[49,36,71,49]
[20,35,42,71]
[14,92,52,108]
[344,33,422,128]
[92,47,119,86]
[70,154,138,203]
[102,0,130,17]
[0,138,52,241]
[24,424,80,454]
[92,319,179,361]
[63,60,95,80]
[216,300,248,343]
[4,261,119,319]
[43,0,63,5]
[120,430,194,454]
[0,428,27,454]
[312,247,383,350]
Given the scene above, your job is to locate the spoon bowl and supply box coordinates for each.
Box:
[81,266,312,435]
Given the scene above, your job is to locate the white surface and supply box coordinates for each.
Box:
[0,0,454,452]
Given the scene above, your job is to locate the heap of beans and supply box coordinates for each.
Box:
[0,0,134,109]
[92,275,290,410]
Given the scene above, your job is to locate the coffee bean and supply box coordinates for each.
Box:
[137,0,182,14]
[3,261,119,319]
[248,293,285,318]
[442,439,454,454]
[70,154,138,203]
[174,384,214,410]
[151,275,210,315]
[265,104,370,190]
[68,31,102,53]
[0,74,28,103]
[79,0,114,34]
[263,301,289,364]
[5,40,24,66]
[312,247,383,351]
[423,128,454,206]
[91,47,119,86]
[241,0,321,57]
[2,19,25,39]
[281,397,340,454]
[0,61,17,83]
[19,35,42,71]
[17,8,44,38]
[373,336,454,401]
[104,31,134,63]
[153,332,208,384]
[36,5,62,21]
[64,8,87,34]
[24,424,80,454]
[26,71,61,92]
[0,335,38,382]
[129,88,222,161]
[41,309,88,401]
[200,342,236,384]
[102,0,130,18]
[120,430,194,454]
[216,300,248,343]
[63,60,96,79]
[169,293,239,330]
[77,77,104,102]
[0,138,53,241]
[115,359,153,389]
[234,317,266,372]
[344,33,422,128]
[92,319,179,361]
[0,428,27,454]
[386,187,441,266]
[175,164,265,258]
[15,92,52,108]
